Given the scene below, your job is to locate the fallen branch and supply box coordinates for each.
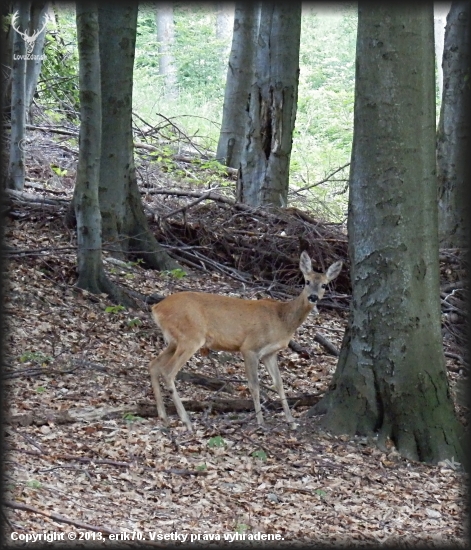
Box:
[314,333,340,356]
[3,499,119,535]
[161,189,216,219]
[6,188,69,206]
[7,394,322,427]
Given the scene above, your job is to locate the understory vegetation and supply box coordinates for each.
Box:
[36,3,363,222]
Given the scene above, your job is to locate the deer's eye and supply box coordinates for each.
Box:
[321,284,327,289]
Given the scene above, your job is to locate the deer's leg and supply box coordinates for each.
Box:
[159,340,203,431]
[242,350,264,426]
[262,353,296,425]
[149,343,178,425]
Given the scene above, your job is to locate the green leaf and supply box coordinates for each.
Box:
[26,480,42,489]
[207,435,225,448]
[251,450,267,462]
[105,305,126,314]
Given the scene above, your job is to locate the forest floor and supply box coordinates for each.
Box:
[2,126,469,546]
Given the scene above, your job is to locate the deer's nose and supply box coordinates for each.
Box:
[308,294,318,303]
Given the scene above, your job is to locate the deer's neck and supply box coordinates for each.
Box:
[278,289,314,333]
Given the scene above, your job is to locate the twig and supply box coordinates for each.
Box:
[3,499,119,535]
[161,188,217,219]
[292,163,350,194]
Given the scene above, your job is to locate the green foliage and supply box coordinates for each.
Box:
[235,524,249,534]
[251,450,268,462]
[291,5,356,220]
[173,5,227,100]
[164,268,187,280]
[123,412,144,422]
[135,5,228,101]
[207,435,225,448]
[105,305,126,314]
[133,3,356,221]
[196,463,207,471]
[26,480,42,489]
[127,318,142,328]
[35,386,47,393]
[38,9,80,120]
[50,164,68,176]
[19,351,52,364]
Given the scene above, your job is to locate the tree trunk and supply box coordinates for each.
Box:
[2,8,15,116]
[67,2,179,272]
[74,2,135,308]
[434,4,450,101]
[98,3,178,271]
[156,2,177,97]
[216,2,234,40]
[436,0,470,248]
[216,2,259,168]
[8,1,30,190]
[25,1,49,121]
[308,4,465,466]
[237,1,301,207]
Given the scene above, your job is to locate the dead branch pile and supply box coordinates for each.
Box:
[439,248,468,368]
[150,199,351,297]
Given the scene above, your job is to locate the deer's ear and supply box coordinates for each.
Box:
[299,251,312,276]
[326,261,343,282]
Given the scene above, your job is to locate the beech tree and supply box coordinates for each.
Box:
[67,2,178,272]
[216,2,260,168]
[8,2,29,190]
[74,2,133,307]
[237,1,301,207]
[156,2,177,96]
[308,4,465,466]
[24,1,49,118]
[97,2,178,271]
[436,0,470,248]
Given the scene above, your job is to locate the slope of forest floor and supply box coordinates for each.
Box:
[2,125,468,546]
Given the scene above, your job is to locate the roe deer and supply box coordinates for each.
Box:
[149,252,342,430]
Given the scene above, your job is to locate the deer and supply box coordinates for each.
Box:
[149,251,342,431]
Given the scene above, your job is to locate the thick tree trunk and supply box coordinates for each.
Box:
[74,2,135,308]
[67,3,178,272]
[237,2,301,207]
[216,2,259,168]
[97,3,178,271]
[436,0,470,248]
[8,1,30,190]
[308,4,465,466]
[25,1,49,120]
[156,2,177,96]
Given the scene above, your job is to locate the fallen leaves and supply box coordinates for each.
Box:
[3,206,468,546]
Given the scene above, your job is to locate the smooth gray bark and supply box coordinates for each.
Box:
[437,0,470,248]
[309,4,465,466]
[25,1,49,119]
[216,2,235,40]
[98,3,178,271]
[237,2,301,207]
[74,2,134,307]
[156,2,177,96]
[8,2,30,190]
[216,2,260,168]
